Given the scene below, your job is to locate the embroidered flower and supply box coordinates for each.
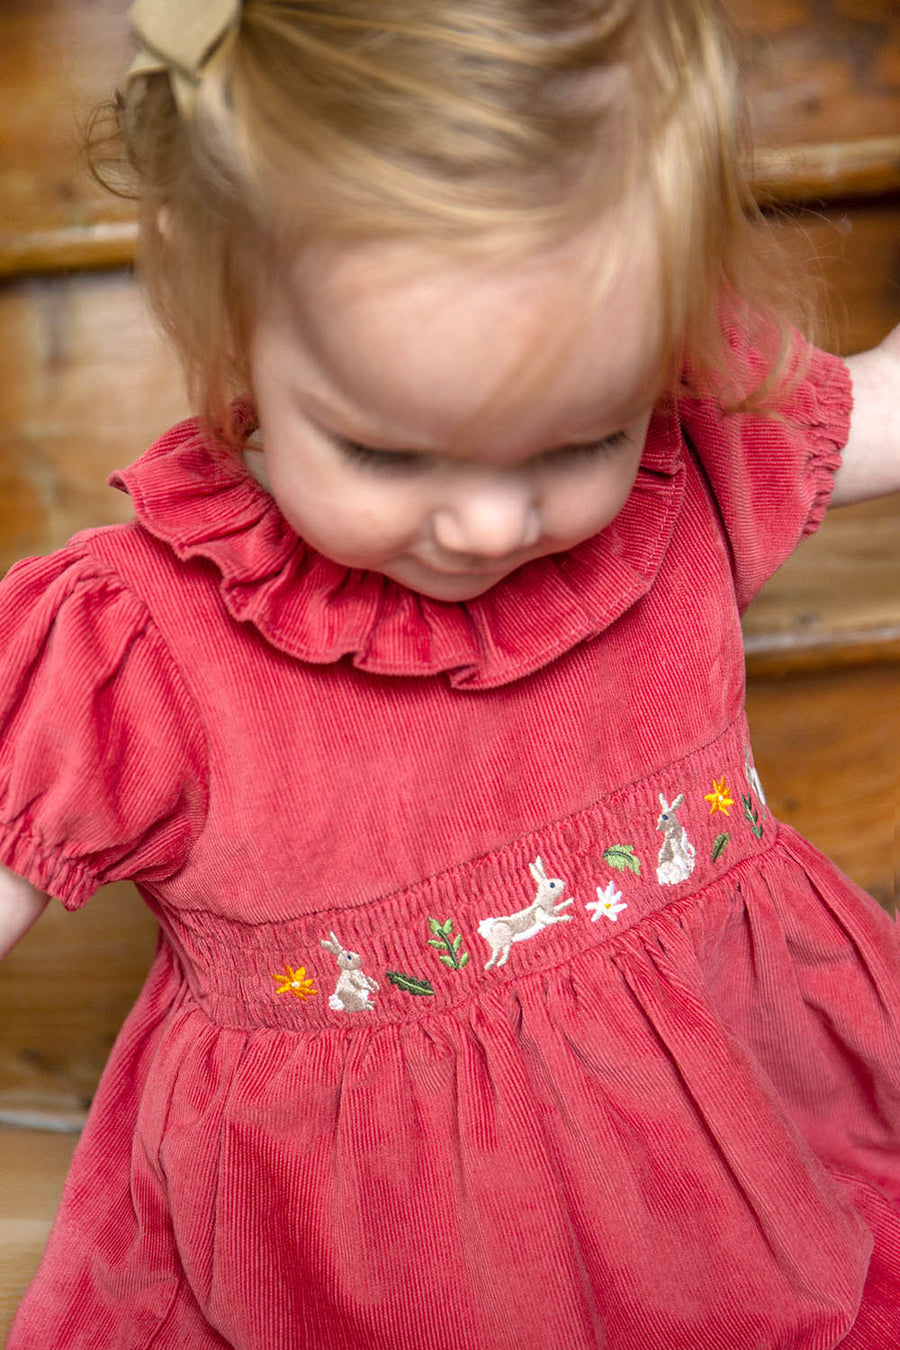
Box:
[271,964,319,1000]
[586,881,627,923]
[704,777,734,816]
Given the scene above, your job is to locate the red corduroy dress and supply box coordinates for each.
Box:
[3,341,899,1349]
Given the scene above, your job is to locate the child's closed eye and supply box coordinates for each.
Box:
[543,431,631,466]
[335,439,428,474]
[335,430,631,474]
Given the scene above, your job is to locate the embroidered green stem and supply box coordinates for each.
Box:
[711,833,730,862]
[603,844,641,876]
[427,917,470,971]
[386,971,435,996]
[741,795,764,839]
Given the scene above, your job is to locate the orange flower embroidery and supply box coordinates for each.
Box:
[272,964,319,1000]
[704,777,734,816]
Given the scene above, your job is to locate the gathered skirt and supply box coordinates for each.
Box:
[9,759,900,1349]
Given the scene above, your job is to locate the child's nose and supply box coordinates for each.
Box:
[431,480,541,558]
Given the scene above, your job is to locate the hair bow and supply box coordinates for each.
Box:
[127,0,241,115]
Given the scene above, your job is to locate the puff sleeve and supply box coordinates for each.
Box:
[0,544,208,908]
[677,331,853,612]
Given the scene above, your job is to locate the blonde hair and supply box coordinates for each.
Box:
[89,0,804,443]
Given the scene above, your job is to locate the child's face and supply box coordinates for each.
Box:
[249,225,664,602]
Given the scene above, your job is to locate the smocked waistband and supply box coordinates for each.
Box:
[160,720,773,1029]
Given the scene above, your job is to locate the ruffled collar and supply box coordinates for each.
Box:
[111,407,684,689]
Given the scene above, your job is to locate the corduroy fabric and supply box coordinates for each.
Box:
[4,338,900,1349]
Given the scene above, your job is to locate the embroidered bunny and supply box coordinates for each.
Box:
[745,745,768,814]
[319,932,380,1012]
[655,793,696,886]
[478,857,574,970]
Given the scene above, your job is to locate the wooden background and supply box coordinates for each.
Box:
[0,0,899,1335]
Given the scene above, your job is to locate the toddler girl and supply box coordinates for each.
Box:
[3,1,900,1346]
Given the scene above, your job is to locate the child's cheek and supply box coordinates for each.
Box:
[326,489,420,562]
[552,468,633,539]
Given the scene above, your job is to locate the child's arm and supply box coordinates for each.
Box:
[831,325,900,506]
[0,863,49,960]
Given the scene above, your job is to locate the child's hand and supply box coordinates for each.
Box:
[833,325,900,506]
[0,864,49,960]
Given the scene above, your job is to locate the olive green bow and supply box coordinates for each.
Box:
[127,0,241,115]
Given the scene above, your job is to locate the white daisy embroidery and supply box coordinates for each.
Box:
[586,881,627,923]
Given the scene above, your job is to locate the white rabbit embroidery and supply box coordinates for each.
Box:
[655,793,696,886]
[478,857,574,970]
[745,746,768,814]
[319,931,380,1012]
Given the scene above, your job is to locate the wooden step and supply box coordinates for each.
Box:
[744,495,900,679]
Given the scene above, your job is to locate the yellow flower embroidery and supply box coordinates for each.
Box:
[704,777,735,816]
[272,964,319,1000]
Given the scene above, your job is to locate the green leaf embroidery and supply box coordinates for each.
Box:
[386,971,435,997]
[426,917,469,972]
[603,844,641,876]
[741,795,764,839]
[711,833,730,862]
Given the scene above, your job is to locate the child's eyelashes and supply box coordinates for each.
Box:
[547,431,631,465]
[335,439,428,474]
[334,430,631,474]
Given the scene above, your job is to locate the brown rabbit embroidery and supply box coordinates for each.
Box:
[320,932,380,1012]
[478,857,574,970]
[655,793,696,886]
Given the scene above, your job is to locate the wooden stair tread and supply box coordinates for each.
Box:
[744,494,900,677]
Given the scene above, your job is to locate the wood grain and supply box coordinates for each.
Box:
[743,494,900,678]
[746,664,899,911]
[0,0,136,276]
[751,136,900,204]
[732,0,900,151]
[0,884,157,1123]
[0,270,188,572]
[768,199,900,357]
